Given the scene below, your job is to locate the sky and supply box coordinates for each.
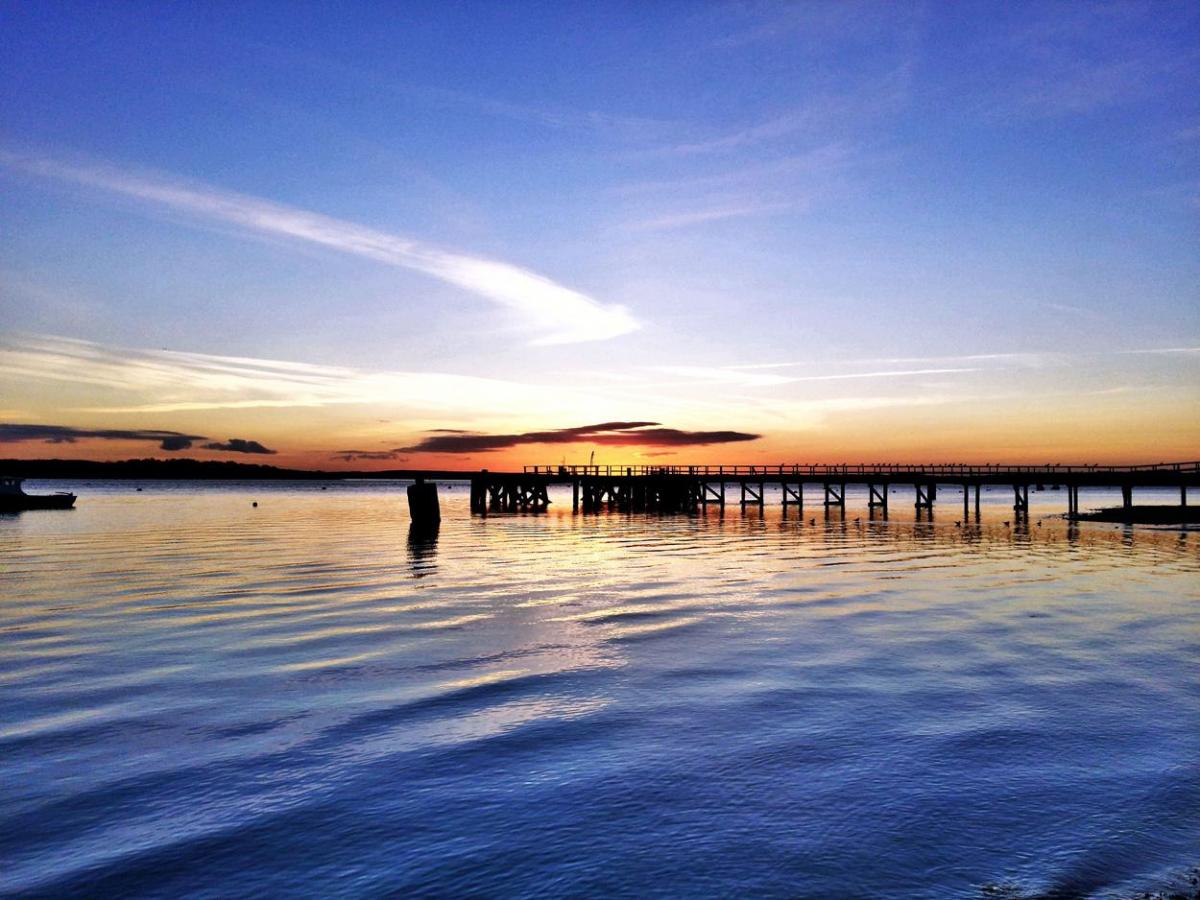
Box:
[1,1,1198,470]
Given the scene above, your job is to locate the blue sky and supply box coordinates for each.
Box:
[1,2,1198,466]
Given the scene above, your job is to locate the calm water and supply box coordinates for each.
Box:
[2,481,1198,898]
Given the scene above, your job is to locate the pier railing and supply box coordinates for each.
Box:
[522,461,1200,478]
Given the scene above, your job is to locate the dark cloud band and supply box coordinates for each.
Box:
[0,423,205,451]
[202,439,276,455]
[333,450,404,462]
[398,422,760,453]
[1,424,275,454]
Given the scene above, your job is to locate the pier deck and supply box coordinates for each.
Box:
[467,462,1200,521]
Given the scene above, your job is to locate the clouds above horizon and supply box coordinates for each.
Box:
[333,450,407,463]
[0,423,276,454]
[0,333,579,416]
[0,424,204,451]
[202,439,276,455]
[0,151,639,346]
[398,421,761,454]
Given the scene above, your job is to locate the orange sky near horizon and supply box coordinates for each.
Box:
[3,336,1196,472]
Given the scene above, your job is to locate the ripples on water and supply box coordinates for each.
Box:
[1,481,1198,898]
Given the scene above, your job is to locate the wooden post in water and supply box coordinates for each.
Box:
[407,477,440,525]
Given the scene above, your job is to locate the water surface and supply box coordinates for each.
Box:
[2,481,1198,898]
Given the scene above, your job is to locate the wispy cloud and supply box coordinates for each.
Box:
[727,352,1060,371]
[655,366,798,388]
[1007,57,1183,118]
[615,142,862,234]
[982,5,1198,119]
[617,143,858,196]
[392,82,677,144]
[1045,302,1106,319]
[654,68,911,157]
[0,151,638,345]
[1118,346,1200,355]
[623,201,796,232]
[0,333,594,416]
[707,1,922,52]
[249,39,680,144]
[658,364,981,386]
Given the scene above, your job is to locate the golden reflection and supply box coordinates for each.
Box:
[439,668,529,691]
[601,615,707,640]
[275,650,390,672]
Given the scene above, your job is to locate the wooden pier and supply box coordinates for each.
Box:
[467,462,1200,521]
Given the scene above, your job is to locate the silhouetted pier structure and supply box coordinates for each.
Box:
[468,462,1199,521]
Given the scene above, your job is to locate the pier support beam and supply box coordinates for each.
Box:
[974,484,981,521]
[868,483,888,517]
[915,483,935,515]
[782,483,803,509]
[701,481,726,508]
[823,483,845,511]
[1122,485,1133,511]
[740,481,764,509]
[1013,484,1029,519]
[1067,485,1080,519]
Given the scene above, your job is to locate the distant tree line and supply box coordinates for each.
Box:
[1,458,333,480]
[0,458,469,480]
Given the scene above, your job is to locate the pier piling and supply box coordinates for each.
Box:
[407,478,441,524]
